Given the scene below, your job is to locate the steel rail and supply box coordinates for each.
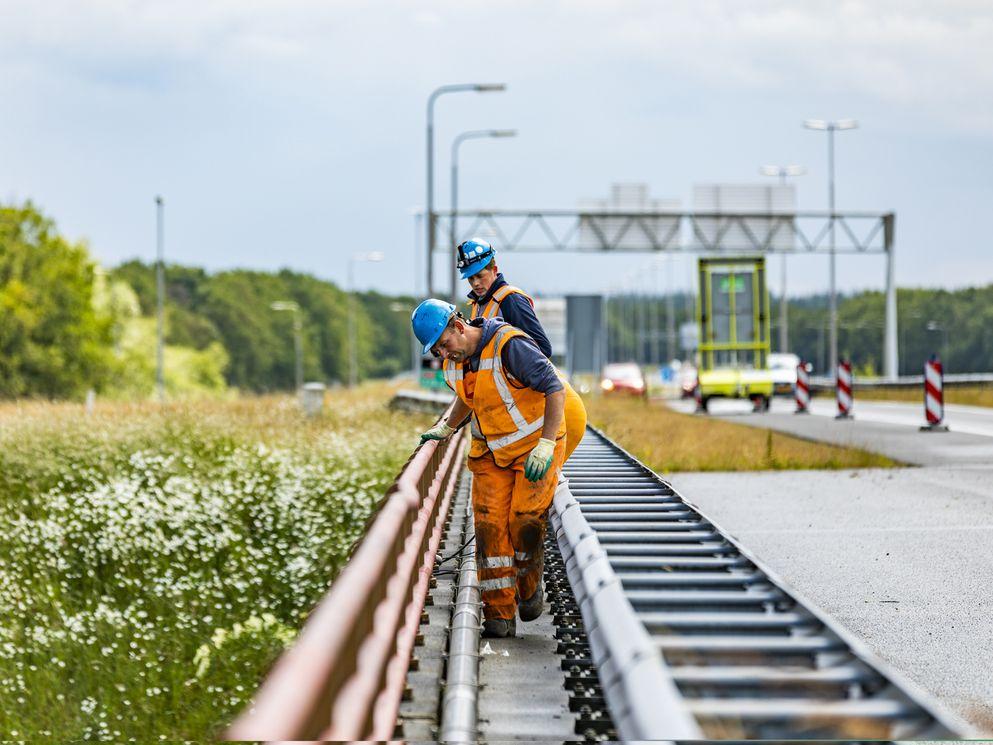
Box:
[439,490,481,744]
[553,425,972,740]
[226,413,467,741]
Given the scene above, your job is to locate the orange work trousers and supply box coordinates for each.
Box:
[468,436,567,621]
[563,382,587,461]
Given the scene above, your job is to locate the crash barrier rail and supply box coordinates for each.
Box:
[389,387,456,414]
[810,370,993,391]
[557,425,968,739]
[551,478,703,739]
[226,406,467,741]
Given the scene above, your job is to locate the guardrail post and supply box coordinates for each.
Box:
[835,359,853,420]
[795,361,810,414]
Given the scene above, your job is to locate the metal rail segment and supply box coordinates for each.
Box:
[226,417,467,741]
[554,425,968,740]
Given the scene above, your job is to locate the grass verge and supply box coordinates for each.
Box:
[0,385,433,740]
[583,395,898,473]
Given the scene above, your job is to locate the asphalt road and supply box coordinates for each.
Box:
[667,395,993,466]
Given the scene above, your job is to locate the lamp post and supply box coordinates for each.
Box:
[348,251,385,387]
[450,128,517,304]
[270,300,303,393]
[155,195,165,402]
[760,164,806,354]
[925,320,948,364]
[426,83,506,296]
[804,118,858,377]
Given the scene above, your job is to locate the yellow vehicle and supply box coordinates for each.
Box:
[696,256,773,412]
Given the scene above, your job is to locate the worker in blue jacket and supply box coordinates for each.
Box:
[456,239,586,460]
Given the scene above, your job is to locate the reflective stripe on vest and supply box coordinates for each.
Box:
[470,285,532,321]
[443,322,562,464]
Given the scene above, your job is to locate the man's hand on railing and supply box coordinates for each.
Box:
[420,422,454,444]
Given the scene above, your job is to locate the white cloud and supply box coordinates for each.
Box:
[2,1,989,130]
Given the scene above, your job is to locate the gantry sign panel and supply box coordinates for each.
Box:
[433,210,893,255]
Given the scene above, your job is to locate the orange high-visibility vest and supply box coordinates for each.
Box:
[469,284,532,320]
[444,323,565,467]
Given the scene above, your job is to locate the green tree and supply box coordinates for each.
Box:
[0,203,114,398]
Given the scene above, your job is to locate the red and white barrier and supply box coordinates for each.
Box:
[795,361,810,414]
[921,355,948,431]
[694,378,705,413]
[836,360,853,419]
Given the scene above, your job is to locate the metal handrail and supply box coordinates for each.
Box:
[226,410,467,741]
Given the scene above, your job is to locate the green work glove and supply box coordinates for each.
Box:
[524,437,556,482]
[420,422,454,444]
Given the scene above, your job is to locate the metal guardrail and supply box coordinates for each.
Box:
[556,425,971,740]
[551,479,703,741]
[811,372,993,391]
[226,409,467,741]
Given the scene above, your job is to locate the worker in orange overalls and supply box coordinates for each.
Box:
[455,238,586,460]
[412,298,573,638]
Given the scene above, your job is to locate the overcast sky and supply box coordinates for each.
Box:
[2,1,991,300]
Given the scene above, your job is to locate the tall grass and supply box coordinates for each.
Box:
[0,387,432,739]
[583,395,898,472]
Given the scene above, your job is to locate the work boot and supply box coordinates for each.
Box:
[481,617,516,638]
[518,582,544,622]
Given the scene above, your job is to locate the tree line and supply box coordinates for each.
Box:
[3,200,991,399]
[604,288,993,377]
[1,202,416,399]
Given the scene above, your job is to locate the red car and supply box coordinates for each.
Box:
[600,362,647,397]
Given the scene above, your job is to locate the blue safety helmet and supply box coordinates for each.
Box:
[411,298,457,355]
[456,239,497,279]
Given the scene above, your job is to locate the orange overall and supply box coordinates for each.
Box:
[470,284,586,460]
[444,323,568,621]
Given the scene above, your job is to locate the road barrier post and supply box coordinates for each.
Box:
[920,355,949,432]
[835,360,853,419]
[795,361,810,414]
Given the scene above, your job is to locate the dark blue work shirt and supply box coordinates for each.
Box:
[465,318,562,395]
[467,274,553,358]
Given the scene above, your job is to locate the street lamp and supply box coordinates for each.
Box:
[450,128,517,304]
[270,300,303,393]
[426,83,507,296]
[155,195,165,402]
[925,320,948,363]
[348,251,385,387]
[804,117,858,377]
[759,164,806,353]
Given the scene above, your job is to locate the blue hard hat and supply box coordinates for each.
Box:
[411,299,456,354]
[456,239,497,279]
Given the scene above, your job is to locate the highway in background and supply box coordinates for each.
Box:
[668,395,993,466]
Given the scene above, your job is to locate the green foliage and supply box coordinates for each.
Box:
[109,262,416,393]
[783,287,993,375]
[0,203,115,398]
[0,390,434,738]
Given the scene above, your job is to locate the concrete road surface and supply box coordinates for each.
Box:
[667,396,993,466]
[670,467,993,734]
[659,396,993,733]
